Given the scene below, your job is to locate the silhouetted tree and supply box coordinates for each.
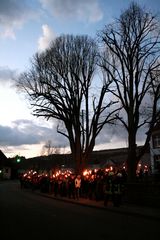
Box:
[17,34,119,173]
[99,2,160,181]
[41,140,61,156]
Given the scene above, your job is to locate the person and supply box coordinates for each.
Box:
[68,174,75,199]
[19,173,25,189]
[104,172,114,206]
[95,174,104,201]
[112,172,123,207]
[75,175,81,200]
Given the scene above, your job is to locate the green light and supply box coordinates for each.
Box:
[16,158,21,163]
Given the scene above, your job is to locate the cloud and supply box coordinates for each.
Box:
[96,124,127,146]
[95,122,146,149]
[38,24,56,51]
[0,0,39,39]
[40,0,103,23]
[0,117,144,149]
[0,119,68,147]
[0,119,70,158]
[0,66,18,85]
[0,117,146,158]
[0,118,127,158]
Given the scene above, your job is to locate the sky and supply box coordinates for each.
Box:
[0,0,159,159]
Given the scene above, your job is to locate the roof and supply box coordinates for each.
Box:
[0,150,8,167]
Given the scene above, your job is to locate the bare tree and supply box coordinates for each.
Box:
[99,2,160,181]
[17,34,119,174]
[41,140,54,156]
[41,140,64,156]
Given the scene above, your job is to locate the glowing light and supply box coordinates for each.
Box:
[16,158,21,163]
[83,170,88,176]
[110,166,113,171]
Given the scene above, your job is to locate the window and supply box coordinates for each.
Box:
[154,155,160,172]
[153,134,160,148]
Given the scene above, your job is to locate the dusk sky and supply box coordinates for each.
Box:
[0,0,159,158]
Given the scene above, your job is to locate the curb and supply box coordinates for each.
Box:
[34,191,160,221]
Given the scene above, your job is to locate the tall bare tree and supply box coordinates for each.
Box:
[17,34,118,173]
[99,2,160,181]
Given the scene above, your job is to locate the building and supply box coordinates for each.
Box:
[150,122,160,174]
[15,146,150,174]
[0,150,11,179]
[1,145,151,178]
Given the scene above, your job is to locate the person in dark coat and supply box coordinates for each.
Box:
[112,173,124,207]
[104,172,114,206]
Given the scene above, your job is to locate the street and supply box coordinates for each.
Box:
[0,180,159,240]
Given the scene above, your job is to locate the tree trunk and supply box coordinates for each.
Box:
[73,148,92,174]
[127,134,137,182]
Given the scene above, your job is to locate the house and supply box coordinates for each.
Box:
[150,122,160,174]
[0,150,11,179]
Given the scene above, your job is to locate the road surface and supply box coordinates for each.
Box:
[0,180,159,240]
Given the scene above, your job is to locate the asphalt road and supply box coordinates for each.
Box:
[0,180,159,240]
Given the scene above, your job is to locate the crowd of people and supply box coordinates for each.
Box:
[19,168,127,207]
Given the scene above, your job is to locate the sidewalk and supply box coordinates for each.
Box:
[34,191,160,221]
